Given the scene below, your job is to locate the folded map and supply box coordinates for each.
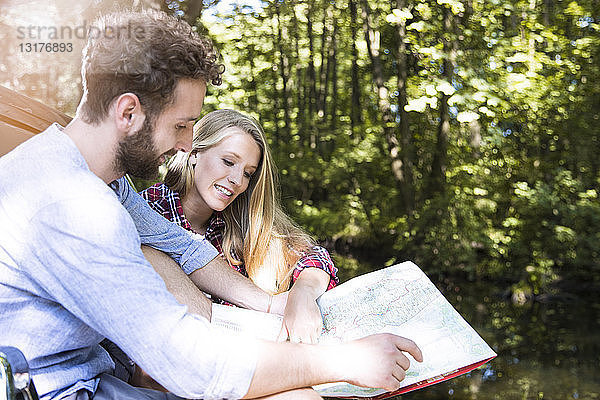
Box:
[211,261,497,398]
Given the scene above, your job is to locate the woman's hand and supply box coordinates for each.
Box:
[269,291,289,315]
[277,268,330,344]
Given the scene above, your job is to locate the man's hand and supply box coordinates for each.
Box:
[339,334,423,392]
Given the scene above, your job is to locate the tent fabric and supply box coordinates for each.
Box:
[0,86,71,157]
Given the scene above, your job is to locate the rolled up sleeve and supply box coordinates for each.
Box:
[292,246,339,290]
[112,177,218,274]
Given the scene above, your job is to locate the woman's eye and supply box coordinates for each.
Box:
[244,171,253,179]
[176,125,186,130]
[222,159,234,166]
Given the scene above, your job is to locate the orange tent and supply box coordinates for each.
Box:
[0,85,72,157]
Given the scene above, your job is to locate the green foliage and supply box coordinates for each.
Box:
[3,0,597,301]
[194,0,599,299]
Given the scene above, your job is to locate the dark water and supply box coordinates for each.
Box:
[389,278,600,400]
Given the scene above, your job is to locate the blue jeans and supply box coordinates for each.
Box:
[62,374,185,400]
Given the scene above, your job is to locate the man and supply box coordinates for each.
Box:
[0,9,422,400]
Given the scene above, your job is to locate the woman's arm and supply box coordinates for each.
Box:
[278,267,330,343]
[277,246,338,343]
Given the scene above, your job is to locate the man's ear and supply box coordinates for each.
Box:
[114,93,145,135]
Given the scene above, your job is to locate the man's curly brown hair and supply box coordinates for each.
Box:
[79,9,224,125]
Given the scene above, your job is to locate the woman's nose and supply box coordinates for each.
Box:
[228,169,244,186]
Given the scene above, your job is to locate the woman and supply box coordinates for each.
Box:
[140,109,338,343]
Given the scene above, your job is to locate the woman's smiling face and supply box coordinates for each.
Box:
[191,127,261,212]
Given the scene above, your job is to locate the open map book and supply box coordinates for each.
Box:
[211,261,496,398]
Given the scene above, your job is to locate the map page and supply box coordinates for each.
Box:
[313,261,496,398]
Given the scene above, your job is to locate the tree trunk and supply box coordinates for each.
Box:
[292,5,306,137]
[330,16,339,133]
[318,4,330,118]
[395,0,415,213]
[306,3,318,148]
[326,16,338,128]
[361,0,407,208]
[543,0,552,25]
[429,5,456,195]
[470,120,482,158]
[276,3,291,138]
[350,0,362,133]
[184,0,203,27]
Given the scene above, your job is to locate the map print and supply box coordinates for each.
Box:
[314,261,496,398]
[209,261,496,398]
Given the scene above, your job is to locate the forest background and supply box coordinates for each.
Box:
[1,0,599,397]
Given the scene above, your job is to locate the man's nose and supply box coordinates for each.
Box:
[175,128,193,152]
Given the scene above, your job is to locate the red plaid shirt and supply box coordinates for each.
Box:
[140,183,339,291]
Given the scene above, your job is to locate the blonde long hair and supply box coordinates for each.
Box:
[165,109,314,294]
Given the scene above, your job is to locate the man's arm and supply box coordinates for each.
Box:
[30,193,423,399]
[142,241,286,314]
[116,178,283,312]
[114,177,218,273]
[244,334,423,399]
[141,245,212,319]
[29,196,259,399]
[187,255,287,313]
[142,249,423,398]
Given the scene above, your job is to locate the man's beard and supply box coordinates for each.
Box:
[114,118,163,180]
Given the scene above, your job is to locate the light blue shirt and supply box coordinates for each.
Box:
[0,125,258,399]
